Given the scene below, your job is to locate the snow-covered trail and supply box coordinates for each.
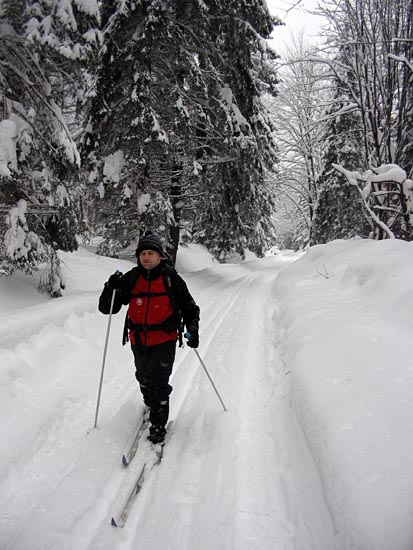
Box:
[0,254,336,550]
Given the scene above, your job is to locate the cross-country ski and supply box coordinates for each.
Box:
[121,407,150,466]
[112,421,174,528]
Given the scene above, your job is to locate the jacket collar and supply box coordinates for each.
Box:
[139,263,163,280]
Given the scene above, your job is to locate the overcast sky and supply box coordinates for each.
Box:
[266,0,325,53]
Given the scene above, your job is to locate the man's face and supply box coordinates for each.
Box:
[139,249,162,270]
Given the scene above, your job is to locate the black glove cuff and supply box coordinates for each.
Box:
[187,332,199,348]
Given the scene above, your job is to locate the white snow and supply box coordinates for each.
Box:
[103,150,125,183]
[74,0,100,19]
[373,164,407,184]
[1,239,412,549]
[137,193,151,214]
[0,118,18,176]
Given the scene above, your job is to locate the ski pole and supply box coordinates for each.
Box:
[94,285,117,428]
[185,333,227,412]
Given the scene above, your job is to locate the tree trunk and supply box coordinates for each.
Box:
[168,178,182,265]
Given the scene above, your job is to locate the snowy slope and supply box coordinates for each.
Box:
[276,239,413,550]
[0,241,412,550]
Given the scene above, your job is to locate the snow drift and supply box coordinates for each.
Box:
[0,240,412,549]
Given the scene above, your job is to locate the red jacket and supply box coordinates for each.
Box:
[127,271,177,346]
[98,262,200,347]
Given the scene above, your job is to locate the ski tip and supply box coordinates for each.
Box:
[122,454,129,467]
[111,517,118,527]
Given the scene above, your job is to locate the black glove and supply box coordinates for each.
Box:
[106,271,123,290]
[186,332,199,348]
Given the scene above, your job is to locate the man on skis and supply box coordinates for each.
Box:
[98,230,200,444]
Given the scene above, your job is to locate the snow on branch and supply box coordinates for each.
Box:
[333,163,413,240]
[388,54,413,73]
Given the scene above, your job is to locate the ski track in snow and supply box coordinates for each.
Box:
[0,258,337,550]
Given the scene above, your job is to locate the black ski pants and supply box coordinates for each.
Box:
[131,340,176,428]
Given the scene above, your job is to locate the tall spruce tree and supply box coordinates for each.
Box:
[194,0,279,260]
[399,79,413,179]
[311,86,370,244]
[0,0,100,294]
[395,3,413,179]
[82,0,279,262]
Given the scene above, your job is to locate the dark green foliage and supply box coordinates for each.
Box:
[0,0,99,294]
[312,90,371,244]
[96,238,122,258]
[398,79,413,179]
[312,177,370,244]
[83,0,278,261]
[45,207,79,252]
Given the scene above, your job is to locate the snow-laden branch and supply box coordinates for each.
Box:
[0,57,80,166]
[278,190,311,229]
[388,54,413,73]
[332,163,402,239]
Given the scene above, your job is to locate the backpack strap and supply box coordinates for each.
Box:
[130,291,168,298]
[162,266,184,347]
[122,310,129,345]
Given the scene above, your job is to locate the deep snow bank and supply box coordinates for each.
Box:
[275,239,413,549]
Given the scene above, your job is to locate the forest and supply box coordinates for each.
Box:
[0,0,412,296]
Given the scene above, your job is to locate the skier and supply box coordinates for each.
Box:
[98,230,200,444]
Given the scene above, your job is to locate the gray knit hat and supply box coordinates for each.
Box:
[135,230,165,257]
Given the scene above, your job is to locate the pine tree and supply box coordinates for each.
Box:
[395,2,413,179]
[399,80,413,179]
[311,88,370,244]
[0,0,100,294]
[83,0,204,259]
[192,0,279,259]
[83,0,279,261]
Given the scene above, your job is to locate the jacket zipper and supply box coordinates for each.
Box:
[143,272,151,347]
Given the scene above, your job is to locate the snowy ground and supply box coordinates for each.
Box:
[1,240,413,550]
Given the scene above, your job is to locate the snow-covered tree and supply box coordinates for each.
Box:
[396,39,413,179]
[194,0,279,260]
[306,0,413,241]
[311,83,370,244]
[399,80,413,179]
[83,0,279,262]
[0,0,100,294]
[268,38,329,249]
[317,0,413,169]
[273,0,413,246]
[24,0,101,61]
[334,163,413,240]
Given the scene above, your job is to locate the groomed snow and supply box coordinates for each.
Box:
[0,240,412,549]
